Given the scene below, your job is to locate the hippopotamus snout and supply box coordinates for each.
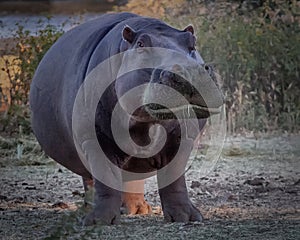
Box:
[144,63,224,119]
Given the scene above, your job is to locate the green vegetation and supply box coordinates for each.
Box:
[0,23,63,134]
[0,0,299,134]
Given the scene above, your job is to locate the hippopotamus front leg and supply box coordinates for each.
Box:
[158,174,203,222]
[83,179,122,225]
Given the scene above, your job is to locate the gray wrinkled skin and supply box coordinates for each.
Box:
[30,12,224,225]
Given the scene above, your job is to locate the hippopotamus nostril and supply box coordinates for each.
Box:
[204,64,210,71]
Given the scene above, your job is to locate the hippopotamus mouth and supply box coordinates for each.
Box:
[145,103,221,120]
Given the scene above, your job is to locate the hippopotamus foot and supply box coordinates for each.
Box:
[121,192,152,215]
[158,175,203,222]
[162,200,202,222]
[82,180,122,225]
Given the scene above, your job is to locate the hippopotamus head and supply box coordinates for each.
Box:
[114,18,224,121]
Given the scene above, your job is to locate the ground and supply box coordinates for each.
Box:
[0,134,299,239]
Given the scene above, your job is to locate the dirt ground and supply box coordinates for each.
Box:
[0,134,299,239]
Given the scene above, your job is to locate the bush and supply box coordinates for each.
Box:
[0,23,63,134]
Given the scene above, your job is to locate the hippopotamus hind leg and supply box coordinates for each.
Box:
[121,180,152,215]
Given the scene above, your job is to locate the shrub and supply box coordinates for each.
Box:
[0,23,63,134]
[189,1,300,133]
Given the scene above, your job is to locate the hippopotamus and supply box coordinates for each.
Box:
[29,12,224,225]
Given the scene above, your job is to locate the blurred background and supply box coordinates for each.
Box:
[0,0,299,135]
[0,0,124,14]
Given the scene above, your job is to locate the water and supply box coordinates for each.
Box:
[0,13,102,38]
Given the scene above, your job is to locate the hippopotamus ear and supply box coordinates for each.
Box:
[183,25,194,35]
[122,25,136,44]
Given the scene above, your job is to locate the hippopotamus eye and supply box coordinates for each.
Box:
[137,41,144,48]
